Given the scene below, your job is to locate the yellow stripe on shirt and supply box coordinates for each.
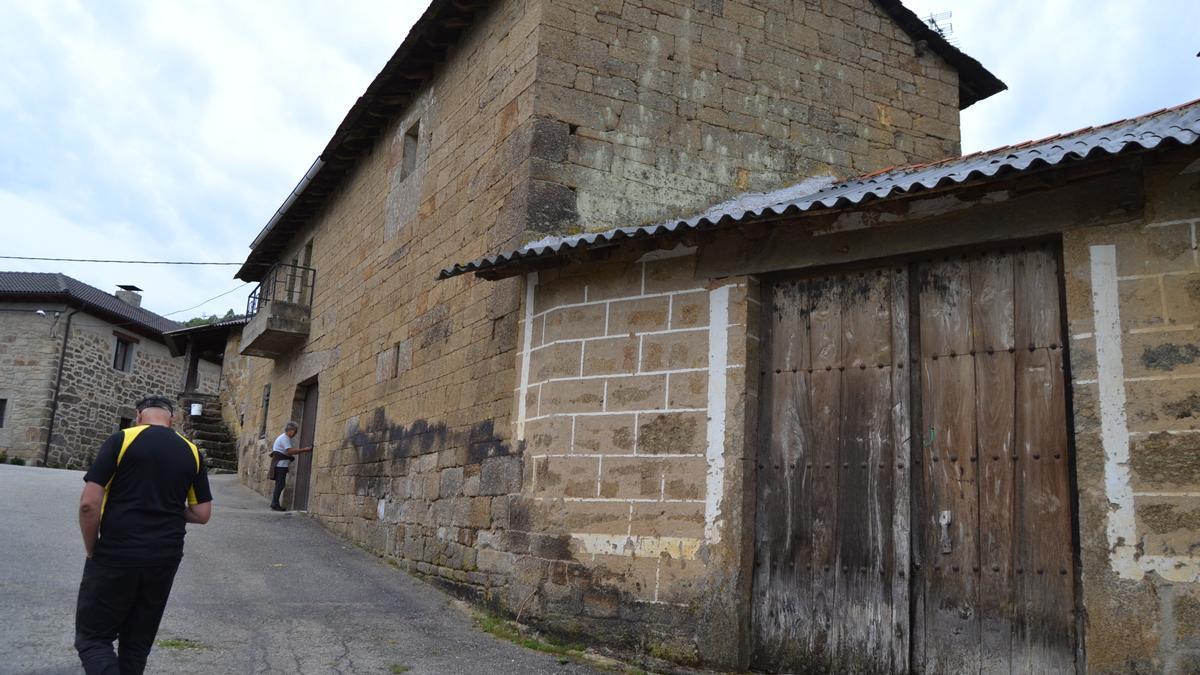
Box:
[101,425,150,517]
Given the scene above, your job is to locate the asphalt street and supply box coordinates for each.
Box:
[0,464,602,675]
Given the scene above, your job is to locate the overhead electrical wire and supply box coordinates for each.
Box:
[161,283,252,317]
[0,255,242,265]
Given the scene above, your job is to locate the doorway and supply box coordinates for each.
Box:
[291,379,318,511]
[751,242,1078,673]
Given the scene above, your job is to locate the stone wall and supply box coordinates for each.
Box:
[1,304,218,468]
[46,313,215,470]
[223,0,971,667]
[531,0,960,236]
[0,303,67,462]
[1062,148,1200,673]
[498,251,757,660]
[231,0,540,565]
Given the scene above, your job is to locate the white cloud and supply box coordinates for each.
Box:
[0,0,1195,321]
[903,0,1198,152]
[0,0,423,318]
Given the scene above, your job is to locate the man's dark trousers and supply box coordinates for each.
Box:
[271,466,288,508]
[75,557,181,675]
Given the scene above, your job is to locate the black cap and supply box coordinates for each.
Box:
[135,395,175,415]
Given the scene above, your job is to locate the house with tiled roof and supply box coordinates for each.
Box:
[0,272,221,468]
[214,0,1200,670]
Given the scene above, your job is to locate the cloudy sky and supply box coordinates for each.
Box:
[0,1,1195,319]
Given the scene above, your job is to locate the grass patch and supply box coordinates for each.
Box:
[388,665,411,674]
[154,638,208,650]
[477,613,584,659]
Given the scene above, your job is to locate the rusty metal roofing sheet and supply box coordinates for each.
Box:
[440,98,1200,280]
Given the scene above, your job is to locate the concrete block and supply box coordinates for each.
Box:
[606,374,667,411]
[574,413,636,454]
[582,336,639,376]
[608,297,670,335]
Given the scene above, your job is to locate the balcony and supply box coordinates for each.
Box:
[239,263,315,359]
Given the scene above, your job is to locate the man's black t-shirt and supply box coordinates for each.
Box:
[83,425,212,565]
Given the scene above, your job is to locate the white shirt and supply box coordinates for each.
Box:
[273,433,294,468]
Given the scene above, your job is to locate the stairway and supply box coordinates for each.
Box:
[177,393,238,474]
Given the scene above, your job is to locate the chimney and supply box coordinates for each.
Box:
[115,284,143,307]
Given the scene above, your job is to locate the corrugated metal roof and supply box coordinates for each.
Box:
[440,98,1200,280]
[240,0,1003,282]
[0,271,181,337]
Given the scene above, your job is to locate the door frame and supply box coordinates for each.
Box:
[290,377,318,511]
[748,235,1086,672]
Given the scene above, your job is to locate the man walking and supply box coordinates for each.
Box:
[269,420,312,511]
[74,395,212,675]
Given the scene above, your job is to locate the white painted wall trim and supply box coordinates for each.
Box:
[571,532,702,559]
[516,272,538,442]
[704,284,732,544]
[1089,244,1142,580]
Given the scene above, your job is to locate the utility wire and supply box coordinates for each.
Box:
[161,283,252,317]
[0,255,241,265]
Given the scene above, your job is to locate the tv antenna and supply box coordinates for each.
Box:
[924,11,959,47]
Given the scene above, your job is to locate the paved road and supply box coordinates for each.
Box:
[0,464,601,675]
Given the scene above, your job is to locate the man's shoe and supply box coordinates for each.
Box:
[270,505,285,511]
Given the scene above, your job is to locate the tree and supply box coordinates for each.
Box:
[181,309,237,327]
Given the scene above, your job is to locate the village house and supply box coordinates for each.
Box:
[219,0,1200,671]
[0,272,222,468]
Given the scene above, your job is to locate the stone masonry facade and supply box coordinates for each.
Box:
[0,303,66,463]
[502,251,758,658]
[224,0,970,668]
[533,0,960,235]
[48,314,219,469]
[1061,148,1200,673]
[0,305,218,469]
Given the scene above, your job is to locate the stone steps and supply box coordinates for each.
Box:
[177,393,238,474]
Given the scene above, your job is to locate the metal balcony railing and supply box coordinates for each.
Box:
[247,263,316,316]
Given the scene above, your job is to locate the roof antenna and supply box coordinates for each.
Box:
[924,11,959,47]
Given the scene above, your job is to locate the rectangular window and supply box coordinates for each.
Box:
[401,120,419,180]
[259,384,271,438]
[113,336,134,371]
[118,417,133,430]
[0,398,6,428]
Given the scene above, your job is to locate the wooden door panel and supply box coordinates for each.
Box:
[754,269,908,673]
[294,383,318,511]
[752,281,815,669]
[975,349,1017,675]
[1013,346,1075,673]
[919,354,981,673]
[754,244,1075,674]
[916,246,1075,674]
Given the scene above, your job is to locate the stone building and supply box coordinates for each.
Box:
[217,0,1200,671]
[0,272,220,468]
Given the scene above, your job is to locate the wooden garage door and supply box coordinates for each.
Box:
[753,267,911,673]
[753,244,1077,674]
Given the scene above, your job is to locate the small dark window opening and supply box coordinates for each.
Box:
[118,417,134,430]
[113,337,134,371]
[401,120,419,180]
[259,384,271,438]
[0,399,7,428]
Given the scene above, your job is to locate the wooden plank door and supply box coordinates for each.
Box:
[914,244,1076,673]
[293,382,318,511]
[753,266,911,673]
